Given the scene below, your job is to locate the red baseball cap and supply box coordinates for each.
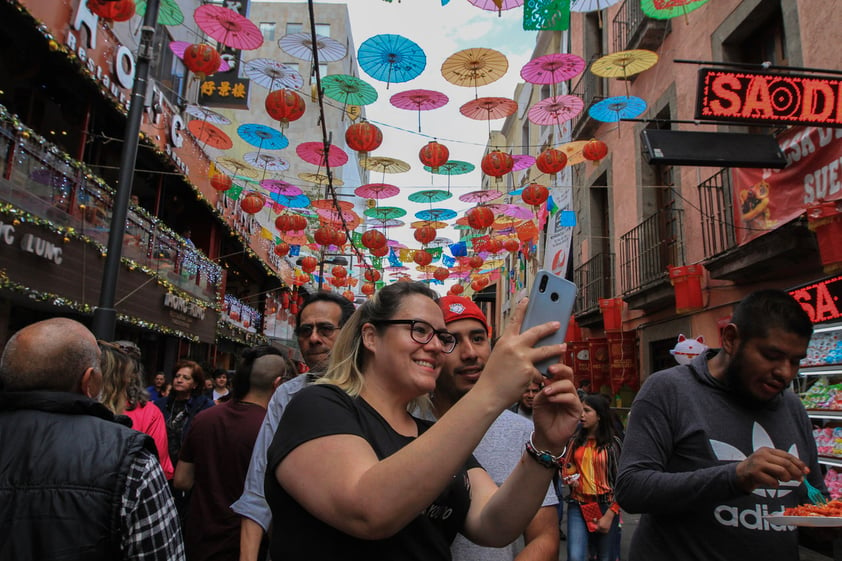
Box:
[439,295,489,335]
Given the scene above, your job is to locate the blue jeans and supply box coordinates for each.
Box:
[566,501,620,561]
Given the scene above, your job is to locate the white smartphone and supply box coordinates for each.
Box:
[520,270,577,376]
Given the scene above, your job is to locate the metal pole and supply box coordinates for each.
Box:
[92,0,160,339]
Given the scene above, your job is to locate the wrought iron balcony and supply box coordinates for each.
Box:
[570,69,605,141]
[619,204,685,296]
[697,168,736,259]
[574,252,615,313]
[612,0,670,53]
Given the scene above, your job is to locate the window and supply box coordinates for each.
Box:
[286,22,303,35]
[150,28,187,105]
[259,22,275,41]
[315,23,331,37]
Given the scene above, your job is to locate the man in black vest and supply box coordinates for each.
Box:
[0,317,185,560]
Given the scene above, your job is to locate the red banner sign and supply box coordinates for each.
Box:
[731,126,842,245]
[696,68,842,128]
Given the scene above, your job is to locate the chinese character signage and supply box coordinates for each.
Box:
[696,68,842,128]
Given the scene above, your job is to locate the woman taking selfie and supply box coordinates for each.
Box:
[265,282,582,560]
[561,393,623,561]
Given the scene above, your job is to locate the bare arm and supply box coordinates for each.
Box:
[238,517,265,561]
[517,506,560,561]
[173,460,194,492]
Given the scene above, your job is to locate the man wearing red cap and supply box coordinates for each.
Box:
[430,295,560,561]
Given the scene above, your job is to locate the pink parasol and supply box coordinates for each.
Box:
[355,183,400,200]
[520,53,586,85]
[459,189,505,204]
[468,0,524,14]
[295,142,349,168]
[527,95,584,126]
[169,41,231,72]
[316,208,361,229]
[194,5,264,51]
[390,89,449,132]
[260,179,301,196]
[511,154,536,171]
[493,203,533,220]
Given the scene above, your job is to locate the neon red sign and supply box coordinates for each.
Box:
[696,68,842,128]
[790,275,842,324]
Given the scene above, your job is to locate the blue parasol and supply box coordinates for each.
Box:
[416,208,457,221]
[588,96,647,123]
[269,192,310,208]
[358,34,426,89]
[237,124,289,150]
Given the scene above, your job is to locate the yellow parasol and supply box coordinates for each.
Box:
[297,172,345,187]
[590,49,658,96]
[556,140,590,166]
[441,47,509,97]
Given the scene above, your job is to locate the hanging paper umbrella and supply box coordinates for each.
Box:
[527,95,584,126]
[588,95,647,122]
[460,189,505,205]
[278,32,347,62]
[320,74,378,108]
[295,142,349,168]
[408,190,451,204]
[591,49,659,96]
[243,59,303,90]
[556,140,590,166]
[355,183,401,200]
[361,156,411,175]
[416,208,458,221]
[468,0,524,15]
[136,0,183,25]
[244,152,290,172]
[269,192,311,208]
[298,172,345,187]
[215,157,259,179]
[570,0,622,11]
[316,207,361,227]
[194,4,264,51]
[424,160,475,176]
[281,230,310,245]
[358,34,427,89]
[237,124,289,150]
[429,236,454,248]
[459,97,518,133]
[311,199,354,211]
[184,104,230,125]
[188,120,232,150]
[260,179,301,197]
[365,206,407,220]
[493,203,534,220]
[641,0,709,20]
[170,41,230,72]
[366,217,405,229]
[390,89,449,132]
[411,220,449,230]
[520,53,586,85]
[441,48,509,95]
[511,154,536,172]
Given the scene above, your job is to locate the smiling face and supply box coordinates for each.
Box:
[364,293,447,399]
[723,326,809,404]
[436,318,491,405]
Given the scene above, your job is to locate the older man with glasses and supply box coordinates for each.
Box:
[233,290,356,561]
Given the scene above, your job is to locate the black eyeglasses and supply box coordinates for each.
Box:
[372,319,457,354]
[295,322,341,338]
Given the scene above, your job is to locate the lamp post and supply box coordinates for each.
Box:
[91,0,160,339]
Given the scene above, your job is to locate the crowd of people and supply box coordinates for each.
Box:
[0,286,835,561]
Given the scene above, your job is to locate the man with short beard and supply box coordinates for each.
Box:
[615,289,824,561]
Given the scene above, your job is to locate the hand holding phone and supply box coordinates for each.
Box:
[520,270,577,376]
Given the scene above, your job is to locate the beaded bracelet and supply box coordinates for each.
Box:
[524,432,567,470]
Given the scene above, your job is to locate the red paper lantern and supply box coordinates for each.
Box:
[300,256,318,273]
[582,139,609,163]
[481,150,514,178]
[361,282,376,296]
[414,250,433,266]
[364,269,381,282]
[414,226,437,245]
[210,172,232,192]
[345,121,383,156]
[419,141,450,171]
[294,272,311,285]
[485,239,503,254]
[342,290,355,302]
[521,183,550,207]
[314,226,336,246]
[281,291,290,309]
[183,44,222,80]
[331,276,347,288]
[273,243,290,257]
[87,0,135,22]
[503,238,520,252]
[332,228,347,246]
[265,89,305,129]
[535,148,568,175]
[471,279,485,291]
[433,267,450,281]
[450,284,464,295]
[370,245,389,257]
[332,265,347,278]
[240,192,264,214]
[361,230,387,250]
[468,255,484,269]
[466,206,495,230]
[275,213,307,232]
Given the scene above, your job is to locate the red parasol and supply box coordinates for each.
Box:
[315,208,361,229]
[459,189,505,204]
[194,4,264,51]
[520,53,586,85]
[188,120,232,150]
[390,89,449,132]
[169,41,230,72]
[311,199,354,211]
[295,142,349,168]
[527,95,584,126]
[355,183,400,200]
[459,97,518,122]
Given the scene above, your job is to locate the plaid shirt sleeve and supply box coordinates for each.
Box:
[121,448,186,561]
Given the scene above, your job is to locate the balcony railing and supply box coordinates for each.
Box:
[697,168,736,259]
[570,70,605,140]
[0,108,221,303]
[574,252,615,313]
[612,0,670,53]
[618,205,685,294]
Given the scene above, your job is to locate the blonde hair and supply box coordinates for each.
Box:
[316,282,438,412]
[98,342,135,415]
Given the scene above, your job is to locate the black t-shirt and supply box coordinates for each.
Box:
[265,384,480,561]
